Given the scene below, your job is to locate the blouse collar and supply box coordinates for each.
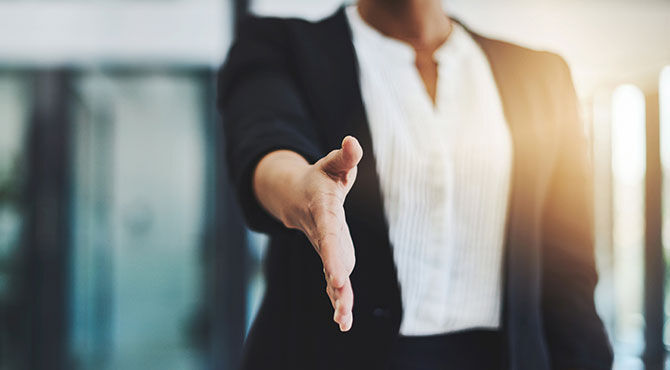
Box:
[345,5,471,65]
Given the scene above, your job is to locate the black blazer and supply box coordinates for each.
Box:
[217,7,613,370]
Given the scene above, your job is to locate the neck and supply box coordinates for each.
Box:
[356,0,452,52]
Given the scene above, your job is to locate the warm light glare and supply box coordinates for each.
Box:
[610,84,646,351]
[661,66,670,309]
[661,66,670,171]
[611,85,646,185]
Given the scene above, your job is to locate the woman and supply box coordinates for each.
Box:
[217,0,613,369]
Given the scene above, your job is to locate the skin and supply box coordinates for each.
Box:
[252,0,452,332]
[358,0,452,103]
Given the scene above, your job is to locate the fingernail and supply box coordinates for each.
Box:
[340,315,352,332]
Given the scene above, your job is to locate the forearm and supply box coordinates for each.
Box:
[253,150,310,230]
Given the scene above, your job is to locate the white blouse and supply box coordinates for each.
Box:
[346,6,513,336]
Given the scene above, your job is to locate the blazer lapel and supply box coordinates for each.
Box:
[304,6,404,333]
[299,7,391,238]
[468,30,554,369]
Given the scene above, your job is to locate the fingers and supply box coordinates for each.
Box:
[319,136,363,180]
[313,215,356,332]
[306,140,360,333]
[317,216,355,288]
[341,136,363,168]
[326,277,354,332]
[320,231,355,289]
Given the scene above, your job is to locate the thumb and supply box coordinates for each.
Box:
[320,136,363,179]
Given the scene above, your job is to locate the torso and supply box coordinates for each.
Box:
[346,5,513,336]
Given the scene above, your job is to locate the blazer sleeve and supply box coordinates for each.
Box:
[216,16,324,234]
[540,55,614,370]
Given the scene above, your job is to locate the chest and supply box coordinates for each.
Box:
[356,43,512,161]
[291,21,561,233]
[414,52,439,104]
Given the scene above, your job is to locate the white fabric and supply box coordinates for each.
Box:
[345,5,513,335]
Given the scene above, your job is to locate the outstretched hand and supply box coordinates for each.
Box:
[253,136,363,331]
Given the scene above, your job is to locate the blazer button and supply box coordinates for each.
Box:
[372,307,391,319]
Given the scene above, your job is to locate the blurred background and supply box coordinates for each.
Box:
[0,0,668,369]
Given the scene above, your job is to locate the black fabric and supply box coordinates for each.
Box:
[216,7,613,370]
[389,330,503,370]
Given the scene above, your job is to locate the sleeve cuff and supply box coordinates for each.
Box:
[230,131,324,234]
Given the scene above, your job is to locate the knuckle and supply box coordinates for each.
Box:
[340,299,353,312]
[330,274,346,288]
[315,232,338,255]
[326,149,339,158]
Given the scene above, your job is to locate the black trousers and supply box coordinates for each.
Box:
[389,330,503,370]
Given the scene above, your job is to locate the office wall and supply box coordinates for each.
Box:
[0,1,668,369]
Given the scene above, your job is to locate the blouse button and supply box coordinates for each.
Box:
[372,307,391,319]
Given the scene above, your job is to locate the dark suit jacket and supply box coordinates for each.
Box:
[217,7,613,370]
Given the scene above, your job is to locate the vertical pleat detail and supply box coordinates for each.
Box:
[346,5,512,336]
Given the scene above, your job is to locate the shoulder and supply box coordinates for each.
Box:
[467,31,578,126]
[233,8,345,49]
[220,14,318,81]
[227,15,308,65]
[472,32,569,77]
[222,8,347,73]
[234,14,307,44]
[469,32,576,112]
[218,9,347,102]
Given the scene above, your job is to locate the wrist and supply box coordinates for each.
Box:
[278,163,313,231]
[253,150,311,230]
